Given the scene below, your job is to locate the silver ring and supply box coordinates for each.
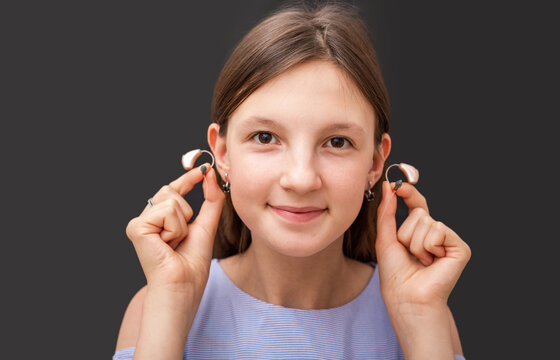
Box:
[147,197,154,207]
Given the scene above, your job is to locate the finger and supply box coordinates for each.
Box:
[397,207,428,248]
[168,163,210,197]
[395,182,429,214]
[126,217,167,274]
[181,201,194,223]
[128,205,184,251]
[433,225,471,264]
[177,168,225,260]
[424,221,447,258]
[168,226,190,248]
[192,167,225,231]
[152,202,188,244]
[375,181,399,254]
[150,189,194,223]
[161,208,189,248]
[409,216,435,266]
[126,213,179,279]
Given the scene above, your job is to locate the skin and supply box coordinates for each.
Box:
[210,60,387,309]
[116,60,470,359]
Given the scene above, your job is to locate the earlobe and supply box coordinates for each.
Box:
[207,123,229,178]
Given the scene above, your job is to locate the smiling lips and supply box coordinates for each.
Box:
[269,205,326,223]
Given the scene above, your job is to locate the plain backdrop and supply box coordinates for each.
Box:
[2,0,556,358]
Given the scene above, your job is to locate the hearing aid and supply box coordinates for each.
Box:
[385,163,419,189]
[377,163,420,219]
[182,149,215,170]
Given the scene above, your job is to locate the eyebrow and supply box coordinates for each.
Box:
[243,116,280,128]
[242,116,366,134]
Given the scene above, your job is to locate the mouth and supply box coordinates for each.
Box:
[268,204,327,223]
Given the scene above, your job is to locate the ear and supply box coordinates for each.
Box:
[207,123,229,180]
[367,133,392,188]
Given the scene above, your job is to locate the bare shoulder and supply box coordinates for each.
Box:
[115,285,148,352]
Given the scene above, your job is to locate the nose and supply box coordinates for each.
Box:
[278,150,322,194]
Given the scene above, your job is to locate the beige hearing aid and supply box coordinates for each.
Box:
[181,149,215,170]
[385,163,419,184]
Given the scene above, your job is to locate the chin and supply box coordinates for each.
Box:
[263,233,336,258]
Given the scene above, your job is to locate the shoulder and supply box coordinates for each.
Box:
[115,285,148,351]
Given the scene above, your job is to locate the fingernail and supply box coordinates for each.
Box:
[200,165,207,175]
[394,180,403,191]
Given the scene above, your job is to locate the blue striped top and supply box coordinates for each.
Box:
[114,258,466,360]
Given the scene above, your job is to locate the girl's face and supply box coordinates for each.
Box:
[210,60,390,258]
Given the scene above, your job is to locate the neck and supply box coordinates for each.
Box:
[231,235,361,310]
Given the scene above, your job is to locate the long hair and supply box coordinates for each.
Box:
[211,2,390,263]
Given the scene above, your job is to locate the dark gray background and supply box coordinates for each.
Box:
[2,0,556,358]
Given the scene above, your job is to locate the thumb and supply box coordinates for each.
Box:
[375,181,398,255]
[177,168,225,261]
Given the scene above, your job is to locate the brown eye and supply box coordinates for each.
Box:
[253,132,276,144]
[327,137,349,148]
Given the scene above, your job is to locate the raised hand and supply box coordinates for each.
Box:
[375,181,471,308]
[125,165,225,291]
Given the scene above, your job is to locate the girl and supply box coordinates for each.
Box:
[114,3,471,359]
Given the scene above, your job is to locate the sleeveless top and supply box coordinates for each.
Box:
[113,258,466,360]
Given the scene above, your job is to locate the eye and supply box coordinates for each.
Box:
[325,137,352,148]
[252,132,277,145]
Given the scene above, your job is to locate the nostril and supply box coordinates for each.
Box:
[279,167,322,193]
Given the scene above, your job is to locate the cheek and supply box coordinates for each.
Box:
[330,172,365,207]
[229,151,367,223]
[322,154,368,191]
[228,153,277,215]
[230,153,277,190]
[322,159,367,221]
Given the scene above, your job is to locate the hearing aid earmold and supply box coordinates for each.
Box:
[182,149,215,170]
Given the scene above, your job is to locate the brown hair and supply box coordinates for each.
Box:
[211,1,390,263]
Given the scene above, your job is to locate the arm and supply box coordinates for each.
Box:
[117,166,224,359]
[115,286,147,352]
[115,285,201,360]
[376,181,471,359]
[448,306,463,356]
[386,304,462,360]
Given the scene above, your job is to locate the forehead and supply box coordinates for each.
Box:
[228,61,375,132]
